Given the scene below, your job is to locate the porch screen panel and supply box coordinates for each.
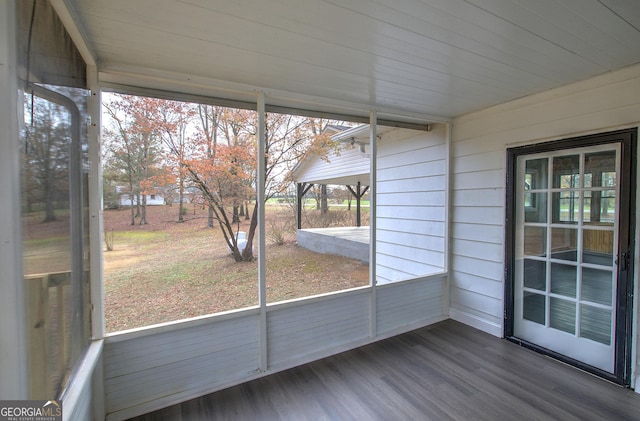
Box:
[17,0,91,399]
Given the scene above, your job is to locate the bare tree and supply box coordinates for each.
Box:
[103,94,161,225]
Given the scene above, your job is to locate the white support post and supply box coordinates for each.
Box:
[369,112,377,339]
[633,140,640,391]
[0,0,28,399]
[87,66,105,340]
[443,122,451,317]
[257,92,268,371]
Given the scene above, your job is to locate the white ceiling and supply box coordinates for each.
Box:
[66,0,640,121]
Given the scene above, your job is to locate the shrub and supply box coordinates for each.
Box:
[268,211,295,245]
[104,229,115,251]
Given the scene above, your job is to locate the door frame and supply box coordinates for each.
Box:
[505,128,637,386]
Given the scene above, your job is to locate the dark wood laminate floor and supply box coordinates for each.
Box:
[128,320,640,420]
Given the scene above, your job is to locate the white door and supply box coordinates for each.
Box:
[513,144,621,373]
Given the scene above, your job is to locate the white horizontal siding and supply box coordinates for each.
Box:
[450,288,503,321]
[450,222,503,244]
[450,270,503,299]
[378,175,446,194]
[104,313,260,419]
[378,159,446,180]
[453,169,504,190]
[451,206,504,225]
[267,291,370,368]
[376,276,446,335]
[294,145,369,184]
[377,204,445,221]
[452,188,504,207]
[377,144,447,169]
[377,218,445,237]
[376,125,447,283]
[452,150,505,174]
[450,63,640,339]
[451,239,503,263]
[377,262,444,285]
[377,190,445,207]
[377,230,445,252]
[450,254,503,282]
[377,243,444,266]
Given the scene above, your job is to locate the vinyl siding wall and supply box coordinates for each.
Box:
[294,143,369,184]
[449,63,640,366]
[376,125,447,283]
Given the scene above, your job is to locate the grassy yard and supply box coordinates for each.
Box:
[103,205,368,332]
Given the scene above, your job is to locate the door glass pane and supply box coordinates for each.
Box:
[584,190,616,225]
[583,230,613,266]
[524,226,546,256]
[524,259,546,290]
[553,155,580,188]
[552,192,579,224]
[580,305,611,345]
[523,292,545,325]
[524,173,533,206]
[584,151,616,188]
[525,192,547,223]
[582,268,613,306]
[550,263,576,297]
[550,298,575,334]
[525,158,548,189]
[551,228,577,261]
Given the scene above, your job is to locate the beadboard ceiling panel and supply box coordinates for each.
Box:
[66,0,640,120]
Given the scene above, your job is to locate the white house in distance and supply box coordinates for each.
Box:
[116,187,166,207]
[2,1,640,420]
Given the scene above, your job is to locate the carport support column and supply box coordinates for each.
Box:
[356,182,362,227]
[369,112,377,339]
[257,92,267,372]
[297,183,303,230]
[296,183,313,230]
[347,183,369,228]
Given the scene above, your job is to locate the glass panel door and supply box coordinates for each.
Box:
[513,144,619,373]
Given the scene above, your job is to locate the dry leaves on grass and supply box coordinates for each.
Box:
[104,206,368,332]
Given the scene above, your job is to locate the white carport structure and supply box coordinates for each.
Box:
[2,1,640,420]
[292,125,373,229]
[292,125,373,262]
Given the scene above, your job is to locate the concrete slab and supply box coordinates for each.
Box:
[296,227,370,263]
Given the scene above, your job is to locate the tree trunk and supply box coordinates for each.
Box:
[129,182,135,225]
[208,206,214,228]
[243,203,258,261]
[232,204,240,224]
[139,194,147,225]
[43,181,56,222]
[135,192,141,218]
[178,173,184,222]
[320,184,328,215]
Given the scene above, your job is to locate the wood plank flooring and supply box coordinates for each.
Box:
[128,320,640,420]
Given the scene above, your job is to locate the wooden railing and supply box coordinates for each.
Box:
[24,271,72,399]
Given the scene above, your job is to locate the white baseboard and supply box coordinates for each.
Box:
[449,307,502,338]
